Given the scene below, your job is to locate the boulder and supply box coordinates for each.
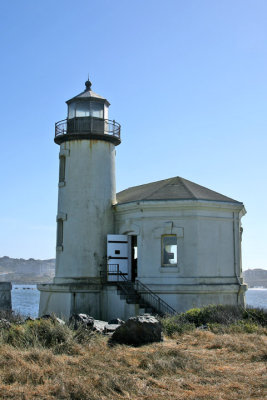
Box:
[108,318,124,325]
[104,323,121,334]
[93,320,108,333]
[69,314,94,330]
[110,314,162,346]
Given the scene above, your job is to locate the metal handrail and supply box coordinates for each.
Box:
[135,279,177,316]
[55,117,120,138]
[100,264,128,283]
[101,266,176,316]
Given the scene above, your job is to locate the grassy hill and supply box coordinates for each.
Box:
[0,305,266,400]
[244,268,267,288]
[0,257,55,283]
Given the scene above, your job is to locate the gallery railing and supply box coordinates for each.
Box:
[55,117,121,139]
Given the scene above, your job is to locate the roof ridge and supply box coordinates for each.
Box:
[181,177,237,201]
[178,177,198,199]
[117,177,170,196]
[116,176,242,205]
[141,178,173,200]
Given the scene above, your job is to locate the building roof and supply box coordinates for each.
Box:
[116,176,242,205]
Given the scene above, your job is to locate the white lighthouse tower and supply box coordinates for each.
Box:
[38,79,121,317]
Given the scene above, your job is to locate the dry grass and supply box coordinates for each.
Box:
[0,331,266,400]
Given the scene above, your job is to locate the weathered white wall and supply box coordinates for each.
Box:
[114,200,247,311]
[38,285,72,318]
[0,282,12,310]
[38,283,102,318]
[55,139,116,283]
[39,136,117,318]
[38,283,144,321]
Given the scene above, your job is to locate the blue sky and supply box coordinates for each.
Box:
[0,0,266,269]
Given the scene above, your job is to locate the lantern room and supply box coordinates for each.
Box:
[67,78,110,120]
[54,78,121,145]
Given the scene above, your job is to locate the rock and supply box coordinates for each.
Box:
[0,319,11,329]
[108,318,124,325]
[25,317,35,322]
[197,324,209,330]
[93,320,108,333]
[69,314,94,330]
[40,314,53,320]
[110,314,162,346]
[55,317,65,325]
[104,324,121,334]
[39,314,65,325]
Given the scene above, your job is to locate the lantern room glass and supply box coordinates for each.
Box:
[68,101,104,119]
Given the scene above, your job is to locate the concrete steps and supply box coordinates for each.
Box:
[116,281,157,315]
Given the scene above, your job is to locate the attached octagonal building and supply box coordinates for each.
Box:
[113,176,246,313]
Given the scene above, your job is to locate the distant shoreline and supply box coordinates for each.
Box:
[0,256,267,288]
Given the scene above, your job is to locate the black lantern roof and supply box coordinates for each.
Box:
[66,79,110,106]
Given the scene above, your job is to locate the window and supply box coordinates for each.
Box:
[68,101,104,119]
[162,235,177,266]
[59,156,66,183]
[57,219,64,248]
[76,102,90,117]
[90,102,104,118]
[68,103,75,119]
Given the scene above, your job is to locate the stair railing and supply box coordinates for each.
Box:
[135,279,177,316]
[101,264,128,282]
[100,266,177,316]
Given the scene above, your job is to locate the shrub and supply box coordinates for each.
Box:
[243,307,267,327]
[1,319,72,349]
[162,305,267,336]
[181,305,244,326]
[161,317,194,336]
[228,321,265,334]
[0,310,24,324]
[73,325,95,344]
[207,321,267,335]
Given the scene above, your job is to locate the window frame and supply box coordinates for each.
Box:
[68,101,104,119]
[161,234,178,267]
[59,155,66,184]
[56,219,64,249]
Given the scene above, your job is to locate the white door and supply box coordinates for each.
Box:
[107,234,129,281]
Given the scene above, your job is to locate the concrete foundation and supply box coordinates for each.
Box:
[38,282,144,321]
[0,282,12,311]
[38,279,246,320]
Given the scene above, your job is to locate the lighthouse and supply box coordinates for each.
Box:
[54,78,120,283]
[38,80,246,321]
[38,79,121,318]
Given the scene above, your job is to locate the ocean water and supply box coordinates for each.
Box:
[246,288,267,310]
[12,284,40,318]
[11,285,267,318]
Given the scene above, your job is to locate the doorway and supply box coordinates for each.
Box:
[130,235,138,281]
[106,234,138,282]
